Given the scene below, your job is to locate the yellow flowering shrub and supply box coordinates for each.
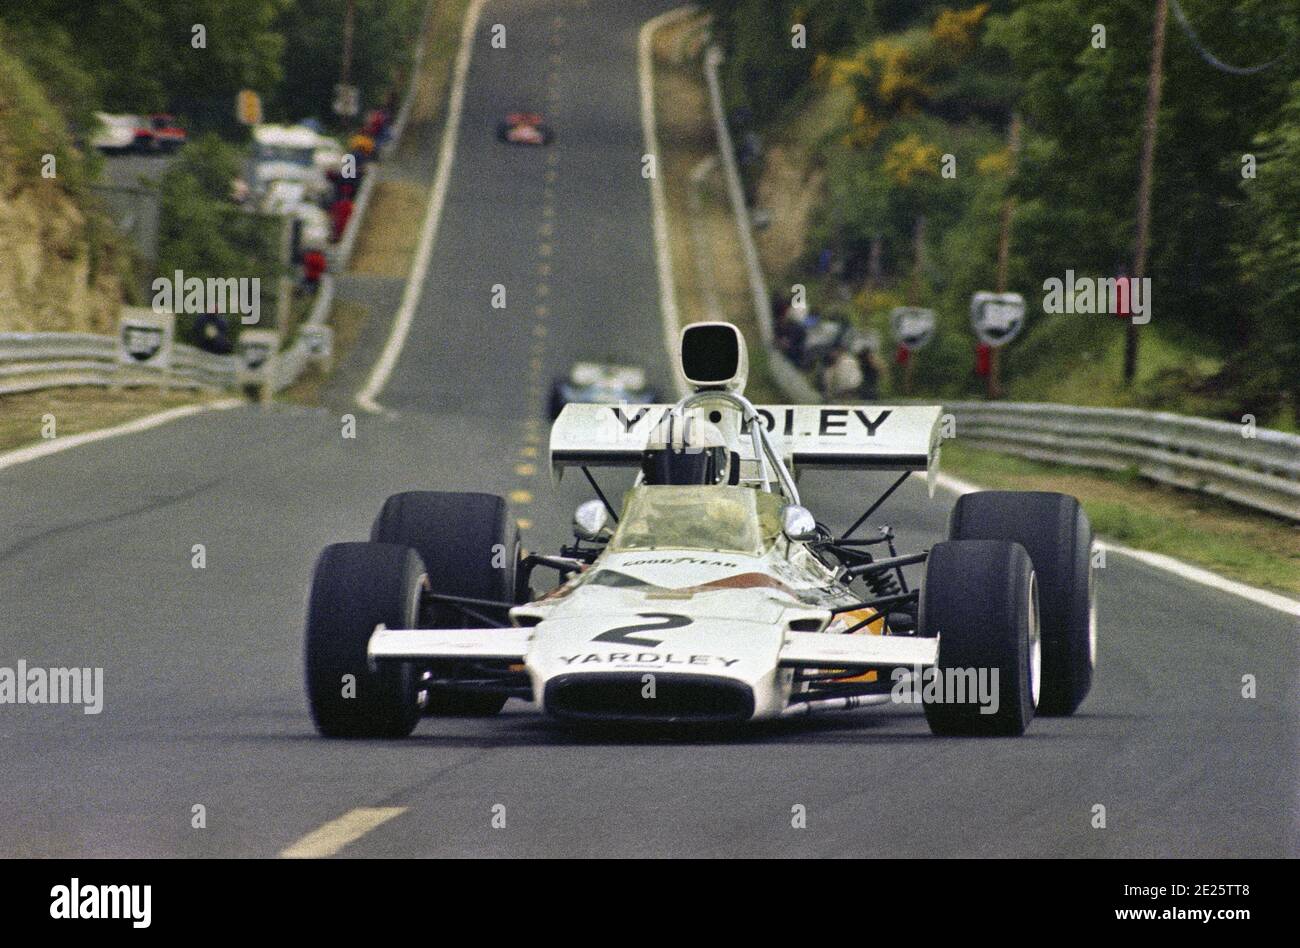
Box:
[931,3,991,55]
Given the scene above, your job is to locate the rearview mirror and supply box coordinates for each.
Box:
[781,505,818,543]
[573,500,612,542]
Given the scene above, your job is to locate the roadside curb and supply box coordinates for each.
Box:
[0,398,243,474]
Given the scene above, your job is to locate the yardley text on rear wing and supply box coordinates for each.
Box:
[549,402,943,489]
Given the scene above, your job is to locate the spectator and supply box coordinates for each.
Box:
[855,341,884,400]
[364,108,391,147]
[194,311,233,355]
[348,132,376,163]
[302,248,327,290]
[774,308,807,366]
[819,344,863,400]
[330,195,355,242]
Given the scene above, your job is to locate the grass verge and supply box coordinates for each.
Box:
[0,387,214,456]
[942,441,1300,596]
[280,298,371,405]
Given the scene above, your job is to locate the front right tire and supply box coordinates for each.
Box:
[920,540,1039,736]
[305,542,424,738]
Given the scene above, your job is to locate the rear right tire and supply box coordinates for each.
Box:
[949,490,1094,715]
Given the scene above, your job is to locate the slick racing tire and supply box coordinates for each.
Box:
[920,540,1039,737]
[948,491,1095,716]
[548,381,567,420]
[371,491,518,716]
[305,542,424,738]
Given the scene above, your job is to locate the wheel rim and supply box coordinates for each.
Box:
[1087,557,1098,669]
[1028,572,1042,707]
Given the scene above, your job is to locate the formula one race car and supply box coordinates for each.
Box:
[304,322,1096,737]
[496,112,554,146]
[549,362,658,419]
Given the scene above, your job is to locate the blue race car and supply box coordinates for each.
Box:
[549,362,658,419]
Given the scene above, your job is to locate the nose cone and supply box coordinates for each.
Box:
[531,615,782,684]
[529,616,785,723]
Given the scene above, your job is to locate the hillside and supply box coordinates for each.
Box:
[0,37,128,334]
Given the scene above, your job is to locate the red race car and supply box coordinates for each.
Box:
[146,114,187,153]
[496,112,554,146]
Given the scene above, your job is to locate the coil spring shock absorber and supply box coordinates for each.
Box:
[858,525,907,599]
[860,563,902,599]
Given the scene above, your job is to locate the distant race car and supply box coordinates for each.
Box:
[549,362,657,419]
[91,112,186,154]
[497,111,554,146]
[145,113,187,153]
[91,113,149,153]
[303,322,1097,737]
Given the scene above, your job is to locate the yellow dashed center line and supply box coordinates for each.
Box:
[509,489,533,504]
[515,462,537,476]
[280,807,406,859]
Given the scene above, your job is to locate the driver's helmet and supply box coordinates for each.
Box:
[641,411,731,485]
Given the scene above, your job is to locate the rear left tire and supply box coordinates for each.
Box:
[371,491,518,716]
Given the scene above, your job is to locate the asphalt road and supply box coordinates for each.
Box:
[2,0,1296,858]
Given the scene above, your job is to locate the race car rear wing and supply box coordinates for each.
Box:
[550,403,943,484]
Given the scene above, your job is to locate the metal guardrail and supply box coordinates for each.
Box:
[0,331,237,396]
[946,402,1300,521]
[701,45,1298,522]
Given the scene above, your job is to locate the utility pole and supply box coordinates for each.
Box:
[990,113,1022,399]
[341,0,356,87]
[904,215,926,394]
[1128,0,1168,385]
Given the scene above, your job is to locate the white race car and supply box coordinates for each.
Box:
[304,322,1096,736]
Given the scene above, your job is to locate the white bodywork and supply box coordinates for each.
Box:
[91,113,141,151]
[369,539,938,721]
[367,320,944,723]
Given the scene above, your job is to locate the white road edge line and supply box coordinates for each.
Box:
[936,471,1300,617]
[0,398,243,474]
[639,5,698,400]
[279,806,407,859]
[356,0,488,414]
[639,8,1300,620]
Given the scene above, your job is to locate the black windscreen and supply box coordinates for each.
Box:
[681,324,739,382]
